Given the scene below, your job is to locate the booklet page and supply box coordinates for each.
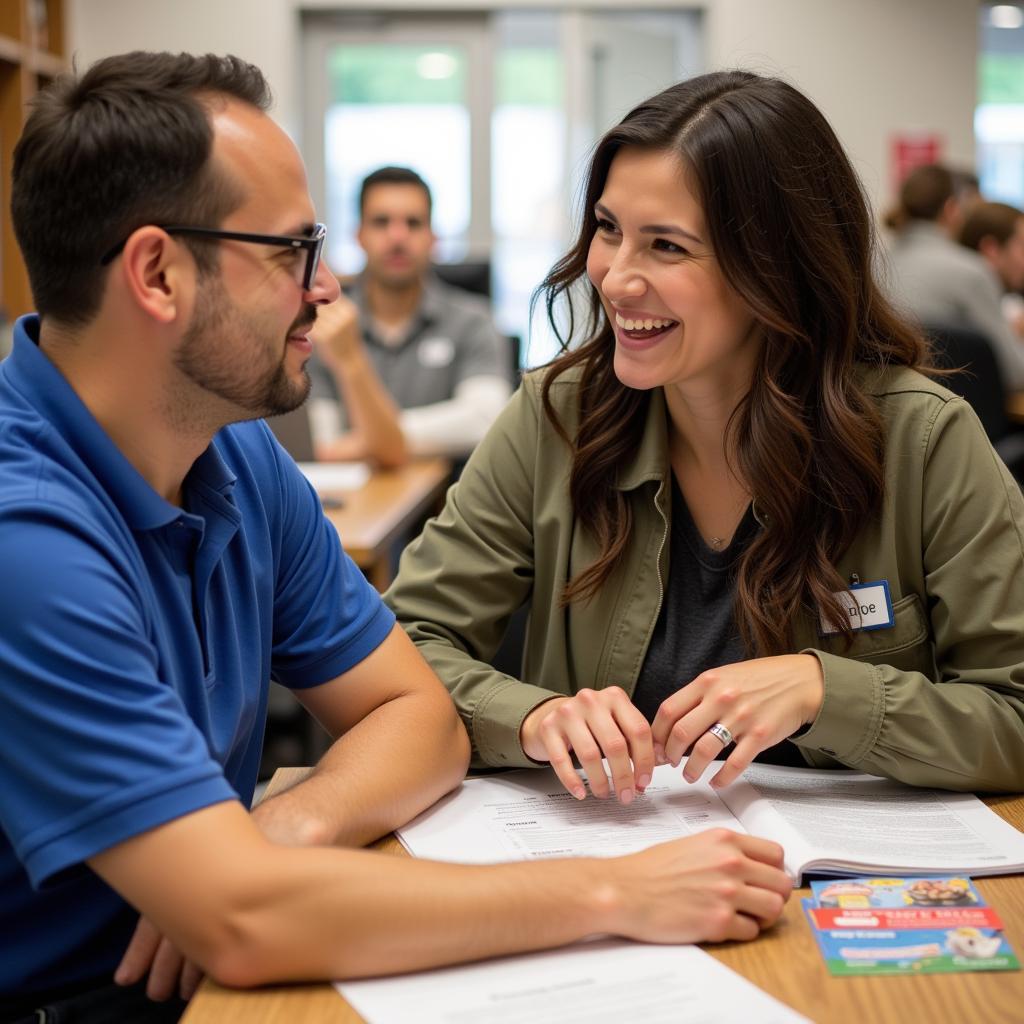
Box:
[397,765,742,863]
[719,765,1024,879]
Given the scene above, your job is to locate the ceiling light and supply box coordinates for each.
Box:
[416,52,458,80]
[990,5,1024,29]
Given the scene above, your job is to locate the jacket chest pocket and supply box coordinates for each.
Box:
[818,593,935,676]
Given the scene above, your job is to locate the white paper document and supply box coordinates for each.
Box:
[397,762,1024,883]
[398,765,739,864]
[296,460,370,493]
[336,939,809,1024]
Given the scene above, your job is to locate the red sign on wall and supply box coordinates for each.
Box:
[891,133,944,191]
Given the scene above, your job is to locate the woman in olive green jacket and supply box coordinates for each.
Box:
[386,71,1024,801]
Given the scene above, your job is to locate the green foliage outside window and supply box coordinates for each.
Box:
[980,53,1024,103]
[326,45,561,107]
[496,49,562,106]
[328,46,465,104]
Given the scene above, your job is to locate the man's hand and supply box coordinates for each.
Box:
[607,829,792,944]
[651,654,825,790]
[519,688,656,804]
[308,275,407,467]
[114,915,204,1002]
[115,789,330,999]
[309,290,364,372]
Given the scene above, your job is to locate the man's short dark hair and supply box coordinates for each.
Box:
[12,51,271,327]
[358,166,432,219]
[959,201,1023,252]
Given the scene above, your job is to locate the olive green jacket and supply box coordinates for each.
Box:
[386,365,1024,791]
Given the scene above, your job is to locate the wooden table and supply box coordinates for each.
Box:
[321,458,450,591]
[182,770,1024,1024]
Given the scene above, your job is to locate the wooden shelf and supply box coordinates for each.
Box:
[27,48,65,78]
[0,35,23,65]
[0,0,66,322]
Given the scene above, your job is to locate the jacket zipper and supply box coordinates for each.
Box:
[653,476,669,614]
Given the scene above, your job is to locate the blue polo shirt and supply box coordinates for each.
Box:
[0,316,395,994]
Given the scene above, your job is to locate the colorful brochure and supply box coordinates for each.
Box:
[803,876,1020,976]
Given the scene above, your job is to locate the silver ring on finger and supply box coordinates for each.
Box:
[708,722,734,747]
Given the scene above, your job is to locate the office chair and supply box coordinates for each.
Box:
[433,260,521,386]
[433,260,492,298]
[926,324,1024,483]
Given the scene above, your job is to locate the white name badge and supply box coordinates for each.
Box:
[418,336,455,368]
[819,580,895,635]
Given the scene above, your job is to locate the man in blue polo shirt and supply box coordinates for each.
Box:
[0,51,789,1023]
[0,51,471,1021]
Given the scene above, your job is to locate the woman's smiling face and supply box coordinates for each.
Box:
[586,146,760,398]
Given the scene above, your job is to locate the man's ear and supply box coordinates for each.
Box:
[938,196,961,233]
[978,234,1001,264]
[118,227,194,325]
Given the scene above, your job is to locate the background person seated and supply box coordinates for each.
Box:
[308,166,512,461]
[958,200,1024,340]
[884,163,1024,390]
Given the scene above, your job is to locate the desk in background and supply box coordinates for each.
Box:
[261,457,451,772]
[319,457,450,591]
[182,769,1024,1024]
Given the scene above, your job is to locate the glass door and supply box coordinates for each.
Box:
[303,14,491,275]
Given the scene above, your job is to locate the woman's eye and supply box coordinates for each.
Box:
[595,217,618,234]
[653,238,688,256]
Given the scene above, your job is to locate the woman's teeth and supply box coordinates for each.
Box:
[615,312,675,331]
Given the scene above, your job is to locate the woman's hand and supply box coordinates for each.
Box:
[651,654,825,790]
[519,687,656,803]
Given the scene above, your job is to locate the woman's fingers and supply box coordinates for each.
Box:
[541,726,587,799]
[536,687,655,802]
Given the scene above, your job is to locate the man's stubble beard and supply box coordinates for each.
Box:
[172,271,315,430]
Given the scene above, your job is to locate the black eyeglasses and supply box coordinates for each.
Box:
[100,223,327,291]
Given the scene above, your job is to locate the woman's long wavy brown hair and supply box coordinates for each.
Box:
[539,70,930,655]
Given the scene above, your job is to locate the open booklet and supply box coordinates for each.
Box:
[396,762,1024,885]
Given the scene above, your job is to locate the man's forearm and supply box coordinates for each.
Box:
[253,689,470,848]
[94,803,789,989]
[220,840,615,985]
[329,354,407,467]
[400,376,512,456]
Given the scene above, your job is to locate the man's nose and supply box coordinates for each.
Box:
[386,219,410,244]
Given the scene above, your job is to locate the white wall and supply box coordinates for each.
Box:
[704,0,977,218]
[67,0,978,217]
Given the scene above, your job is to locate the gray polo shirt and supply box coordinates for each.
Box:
[308,274,508,419]
[885,222,1024,389]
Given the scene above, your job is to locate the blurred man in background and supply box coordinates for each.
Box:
[308,166,512,462]
[959,200,1024,339]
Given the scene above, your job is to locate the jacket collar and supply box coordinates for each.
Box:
[613,385,771,527]
[616,388,670,491]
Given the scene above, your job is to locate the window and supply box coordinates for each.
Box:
[303,10,702,369]
[978,4,1024,204]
